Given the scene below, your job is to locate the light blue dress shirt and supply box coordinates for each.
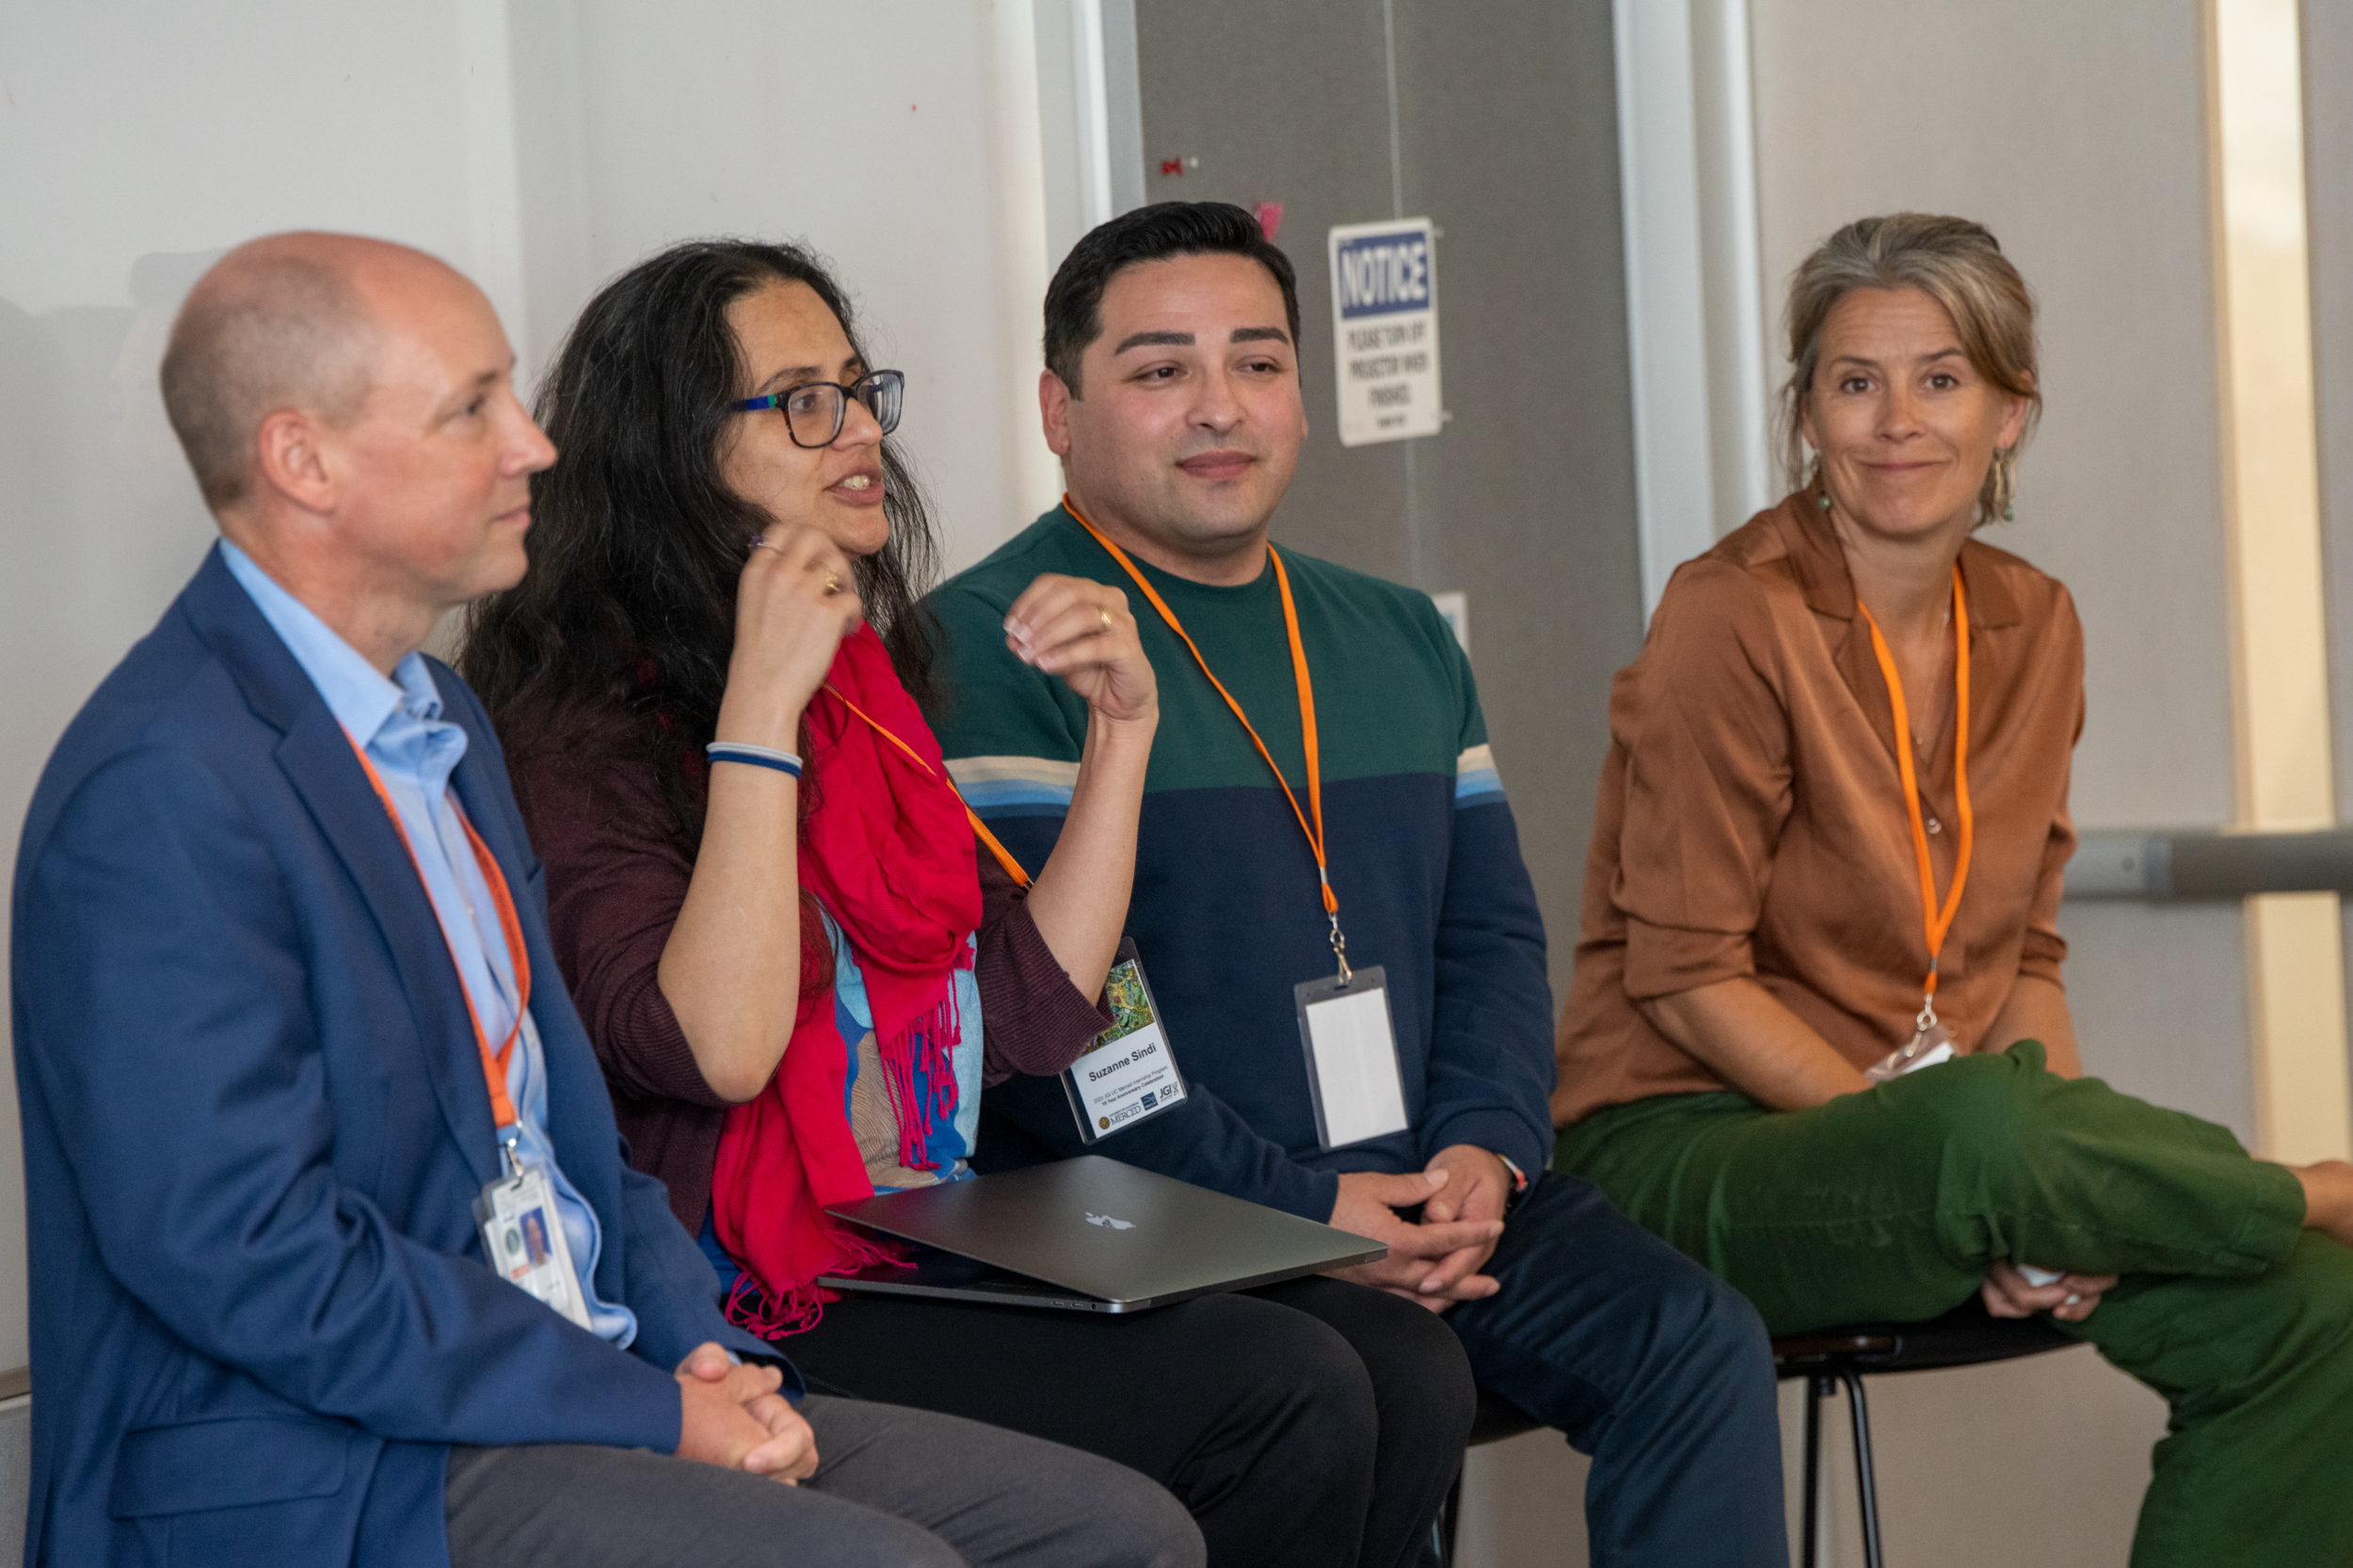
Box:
[220,539,635,1346]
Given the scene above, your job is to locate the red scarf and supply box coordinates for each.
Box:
[711,623,982,1336]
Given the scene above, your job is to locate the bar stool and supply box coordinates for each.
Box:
[1774,1298,2073,1568]
[1433,1388,1543,1566]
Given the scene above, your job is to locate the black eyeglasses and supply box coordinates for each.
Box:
[728,369,904,448]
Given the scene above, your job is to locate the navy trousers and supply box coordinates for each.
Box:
[1443,1173,1787,1567]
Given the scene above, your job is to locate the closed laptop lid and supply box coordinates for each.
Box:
[824,1155,1384,1305]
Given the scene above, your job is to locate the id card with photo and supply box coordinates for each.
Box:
[1064,955,1189,1142]
[474,1163,594,1329]
[1295,966,1410,1151]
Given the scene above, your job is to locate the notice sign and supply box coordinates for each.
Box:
[1329,217,1442,446]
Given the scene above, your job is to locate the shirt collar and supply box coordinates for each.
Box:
[1775,491,2024,631]
[216,537,444,748]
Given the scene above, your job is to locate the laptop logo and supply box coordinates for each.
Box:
[1084,1212,1135,1230]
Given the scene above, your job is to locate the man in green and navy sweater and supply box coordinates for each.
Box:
[926,203,1785,1567]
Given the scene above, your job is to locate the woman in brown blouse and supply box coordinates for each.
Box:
[1554,213,2353,1566]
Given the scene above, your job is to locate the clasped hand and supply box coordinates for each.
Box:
[1981,1258,2116,1324]
[1325,1144,1512,1313]
[675,1341,819,1483]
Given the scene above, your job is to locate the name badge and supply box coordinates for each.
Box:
[1865,1019,1956,1083]
[1295,966,1409,1150]
[1064,956,1189,1142]
[474,1162,594,1329]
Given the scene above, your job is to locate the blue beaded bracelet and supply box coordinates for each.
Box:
[706,742,803,778]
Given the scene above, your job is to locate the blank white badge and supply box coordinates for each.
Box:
[1294,966,1410,1150]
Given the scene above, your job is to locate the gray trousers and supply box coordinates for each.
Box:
[445,1394,1205,1568]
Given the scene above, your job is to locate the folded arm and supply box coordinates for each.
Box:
[1639,978,1871,1111]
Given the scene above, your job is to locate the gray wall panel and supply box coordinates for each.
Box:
[1135,0,1412,579]
[1388,0,1643,995]
[1132,0,1641,994]
[1753,0,2233,835]
[2062,902,2254,1144]
[1134,0,1402,557]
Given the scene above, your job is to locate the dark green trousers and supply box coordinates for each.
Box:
[1555,1042,2353,1568]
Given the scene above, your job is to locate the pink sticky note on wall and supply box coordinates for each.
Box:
[1255,202,1285,243]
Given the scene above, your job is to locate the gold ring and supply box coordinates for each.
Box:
[824,570,842,596]
[1099,608,1113,631]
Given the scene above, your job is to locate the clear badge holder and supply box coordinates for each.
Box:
[474,1147,594,1329]
[1865,996,1957,1084]
[1292,918,1408,1151]
[1295,964,1408,1150]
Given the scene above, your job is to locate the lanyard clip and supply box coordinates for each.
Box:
[499,1126,524,1180]
[1915,994,1939,1035]
[1328,914,1353,988]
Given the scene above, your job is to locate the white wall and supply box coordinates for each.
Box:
[0,0,1082,1375]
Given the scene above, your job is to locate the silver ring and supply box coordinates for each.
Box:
[2064,1292,2083,1306]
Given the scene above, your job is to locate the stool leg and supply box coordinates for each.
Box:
[1802,1374,1828,1567]
[1840,1371,1883,1568]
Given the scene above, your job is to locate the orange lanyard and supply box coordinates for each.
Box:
[819,683,1034,890]
[345,737,530,1133]
[1062,496,1352,979]
[1855,565,1974,1024]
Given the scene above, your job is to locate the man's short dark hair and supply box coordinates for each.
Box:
[1043,201,1302,396]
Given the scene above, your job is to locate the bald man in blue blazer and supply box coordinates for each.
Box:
[9,233,1195,1568]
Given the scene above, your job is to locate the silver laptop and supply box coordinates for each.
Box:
[819,1155,1384,1313]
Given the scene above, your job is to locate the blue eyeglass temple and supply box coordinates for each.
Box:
[728,370,904,428]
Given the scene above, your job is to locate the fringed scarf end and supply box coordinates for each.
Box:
[881,992,965,1173]
[721,1229,911,1341]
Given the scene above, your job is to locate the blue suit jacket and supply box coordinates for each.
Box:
[10,552,776,1567]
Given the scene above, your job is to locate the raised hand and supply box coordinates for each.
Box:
[716,524,865,749]
[1003,574,1158,729]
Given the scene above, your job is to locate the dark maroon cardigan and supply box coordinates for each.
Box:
[515,744,1112,1234]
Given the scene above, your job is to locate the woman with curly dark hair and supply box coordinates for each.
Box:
[463,237,1467,1568]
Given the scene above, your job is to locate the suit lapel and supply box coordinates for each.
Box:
[183,553,502,1188]
[277,708,502,1187]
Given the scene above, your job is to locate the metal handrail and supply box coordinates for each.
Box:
[2067,827,2353,901]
